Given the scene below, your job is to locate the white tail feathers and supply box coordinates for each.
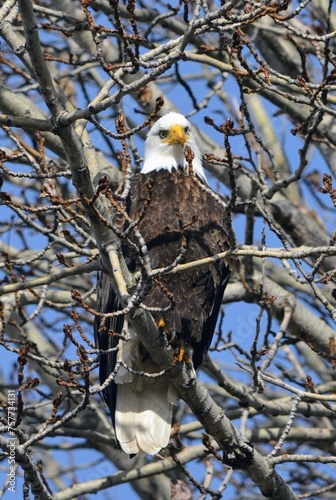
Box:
[115,381,177,455]
[115,334,179,455]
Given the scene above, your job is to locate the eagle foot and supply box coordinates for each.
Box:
[156,318,177,346]
[175,345,192,364]
[174,345,195,373]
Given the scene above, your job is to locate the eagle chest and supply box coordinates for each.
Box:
[130,171,210,251]
[126,171,226,342]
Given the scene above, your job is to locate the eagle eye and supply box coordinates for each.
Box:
[185,127,190,134]
[159,130,167,139]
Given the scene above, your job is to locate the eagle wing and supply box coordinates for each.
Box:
[94,271,122,427]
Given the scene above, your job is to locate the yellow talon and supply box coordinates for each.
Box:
[157,318,166,330]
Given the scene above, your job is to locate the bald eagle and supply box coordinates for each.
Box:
[95,112,231,455]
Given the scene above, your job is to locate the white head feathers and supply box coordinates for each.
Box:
[141,112,207,183]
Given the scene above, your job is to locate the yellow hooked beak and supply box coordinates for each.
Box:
[165,124,187,146]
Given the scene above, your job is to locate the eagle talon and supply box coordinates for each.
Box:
[164,330,176,346]
[174,345,193,366]
[167,330,176,345]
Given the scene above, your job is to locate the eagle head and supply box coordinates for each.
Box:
[141,112,207,182]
